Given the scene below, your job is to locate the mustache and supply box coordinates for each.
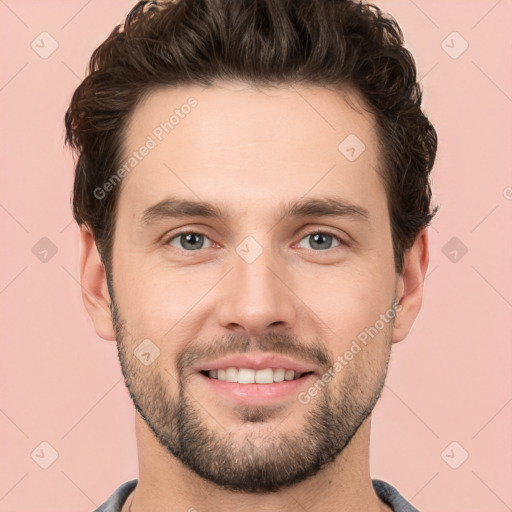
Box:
[176,331,331,376]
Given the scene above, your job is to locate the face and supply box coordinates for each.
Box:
[107,81,400,492]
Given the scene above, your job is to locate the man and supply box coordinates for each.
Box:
[65,0,437,510]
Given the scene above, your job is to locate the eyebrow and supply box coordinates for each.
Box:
[140,195,371,227]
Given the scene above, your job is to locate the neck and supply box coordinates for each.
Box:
[125,413,391,512]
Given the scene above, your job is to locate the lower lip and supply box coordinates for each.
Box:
[197,372,316,405]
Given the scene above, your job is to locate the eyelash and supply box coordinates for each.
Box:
[163,229,347,255]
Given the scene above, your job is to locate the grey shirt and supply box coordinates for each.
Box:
[93,478,419,511]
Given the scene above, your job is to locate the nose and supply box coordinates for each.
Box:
[217,246,298,337]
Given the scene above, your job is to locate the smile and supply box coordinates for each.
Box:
[201,367,313,383]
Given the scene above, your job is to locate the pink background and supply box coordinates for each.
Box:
[1,1,511,511]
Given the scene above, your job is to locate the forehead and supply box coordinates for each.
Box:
[118,81,385,225]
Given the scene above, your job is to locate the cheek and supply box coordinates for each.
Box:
[318,258,393,302]
[113,257,210,345]
[307,265,394,354]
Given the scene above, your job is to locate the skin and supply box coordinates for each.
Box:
[79,81,429,512]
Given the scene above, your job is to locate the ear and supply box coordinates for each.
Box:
[79,225,116,341]
[392,227,429,344]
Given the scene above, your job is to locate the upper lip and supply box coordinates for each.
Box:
[194,353,317,374]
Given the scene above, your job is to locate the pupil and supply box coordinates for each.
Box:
[182,233,203,250]
[311,233,331,250]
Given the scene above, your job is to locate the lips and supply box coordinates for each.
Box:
[197,369,317,404]
[192,353,318,404]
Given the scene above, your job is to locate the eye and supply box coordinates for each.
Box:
[166,231,213,251]
[297,231,344,251]
[164,229,346,253]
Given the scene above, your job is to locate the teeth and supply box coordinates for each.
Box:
[238,368,255,383]
[255,368,273,383]
[226,367,238,382]
[272,368,285,382]
[207,367,305,383]
[284,370,295,381]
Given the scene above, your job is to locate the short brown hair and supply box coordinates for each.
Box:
[65,0,438,276]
